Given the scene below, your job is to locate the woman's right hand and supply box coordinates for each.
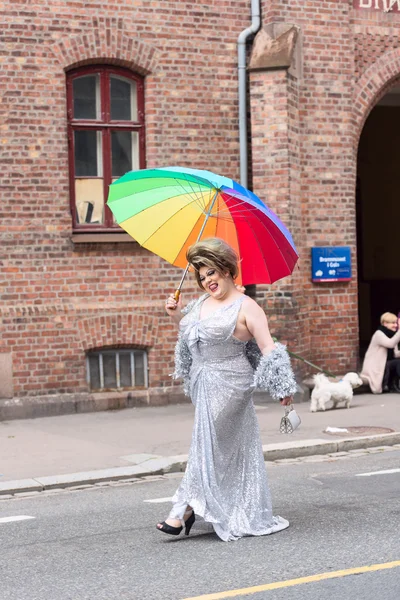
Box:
[280,397,293,406]
[165,294,182,317]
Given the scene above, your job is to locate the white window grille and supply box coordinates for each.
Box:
[87,349,148,391]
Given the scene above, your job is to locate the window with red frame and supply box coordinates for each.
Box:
[67,66,145,231]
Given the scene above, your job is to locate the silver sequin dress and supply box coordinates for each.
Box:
[169,295,290,542]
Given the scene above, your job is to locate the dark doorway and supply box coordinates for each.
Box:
[357,86,400,357]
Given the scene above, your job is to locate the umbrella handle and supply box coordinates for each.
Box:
[171,263,190,306]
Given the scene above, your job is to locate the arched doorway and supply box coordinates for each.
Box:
[357,85,400,356]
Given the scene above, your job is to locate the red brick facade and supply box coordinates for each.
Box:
[1,0,400,404]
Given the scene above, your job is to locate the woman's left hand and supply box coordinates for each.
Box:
[280,396,293,406]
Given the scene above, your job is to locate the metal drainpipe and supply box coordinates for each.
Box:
[238,0,261,188]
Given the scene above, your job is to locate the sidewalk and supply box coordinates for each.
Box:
[1,393,400,495]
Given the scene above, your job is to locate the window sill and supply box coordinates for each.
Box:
[71,233,136,243]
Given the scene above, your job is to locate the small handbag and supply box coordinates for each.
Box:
[280,406,301,434]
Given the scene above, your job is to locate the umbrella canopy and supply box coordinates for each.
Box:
[107,166,298,285]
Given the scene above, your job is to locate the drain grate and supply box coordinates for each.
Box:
[324,426,394,437]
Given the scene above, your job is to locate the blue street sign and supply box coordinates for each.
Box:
[311,247,352,282]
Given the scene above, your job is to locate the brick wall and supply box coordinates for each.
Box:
[248,0,400,375]
[3,0,400,401]
[0,0,249,400]
[249,69,306,364]
[249,0,359,374]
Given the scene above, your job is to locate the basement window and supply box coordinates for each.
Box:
[87,349,148,391]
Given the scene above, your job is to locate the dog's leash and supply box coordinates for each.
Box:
[273,337,337,378]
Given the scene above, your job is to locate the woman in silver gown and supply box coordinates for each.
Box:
[156,238,297,542]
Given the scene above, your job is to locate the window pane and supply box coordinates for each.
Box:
[134,352,146,387]
[111,131,139,178]
[119,353,132,388]
[88,355,101,390]
[74,130,101,177]
[110,76,137,121]
[103,354,117,388]
[73,75,99,120]
[75,178,104,224]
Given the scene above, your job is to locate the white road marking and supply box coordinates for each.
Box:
[0,516,35,524]
[356,468,400,477]
[144,496,173,504]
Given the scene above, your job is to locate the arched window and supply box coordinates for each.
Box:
[66,66,145,231]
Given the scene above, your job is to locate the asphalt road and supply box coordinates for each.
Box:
[1,451,399,600]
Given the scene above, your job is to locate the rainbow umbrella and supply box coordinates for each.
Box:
[107,166,298,292]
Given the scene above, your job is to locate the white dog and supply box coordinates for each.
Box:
[310,372,363,412]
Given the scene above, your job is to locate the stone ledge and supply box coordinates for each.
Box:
[0,383,308,421]
[71,233,136,244]
[0,390,189,421]
[249,23,299,72]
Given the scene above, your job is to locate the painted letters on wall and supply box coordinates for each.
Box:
[354,0,400,11]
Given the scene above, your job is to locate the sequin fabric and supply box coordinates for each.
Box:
[169,295,290,542]
[254,343,298,400]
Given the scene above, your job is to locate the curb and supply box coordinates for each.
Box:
[261,432,400,461]
[1,432,400,497]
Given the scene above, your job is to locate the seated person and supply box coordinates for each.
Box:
[361,312,400,394]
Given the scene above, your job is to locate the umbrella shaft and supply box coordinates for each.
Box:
[177,264,190,292]
[176,189,219,294]
[196,189,218,241]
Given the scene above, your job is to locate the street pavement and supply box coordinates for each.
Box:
[1,393,399,487]
[1,450,399,600]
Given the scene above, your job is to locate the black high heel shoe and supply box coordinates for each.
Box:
[156,511,195,536]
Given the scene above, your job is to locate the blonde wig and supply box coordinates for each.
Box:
[186,238,239,290]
